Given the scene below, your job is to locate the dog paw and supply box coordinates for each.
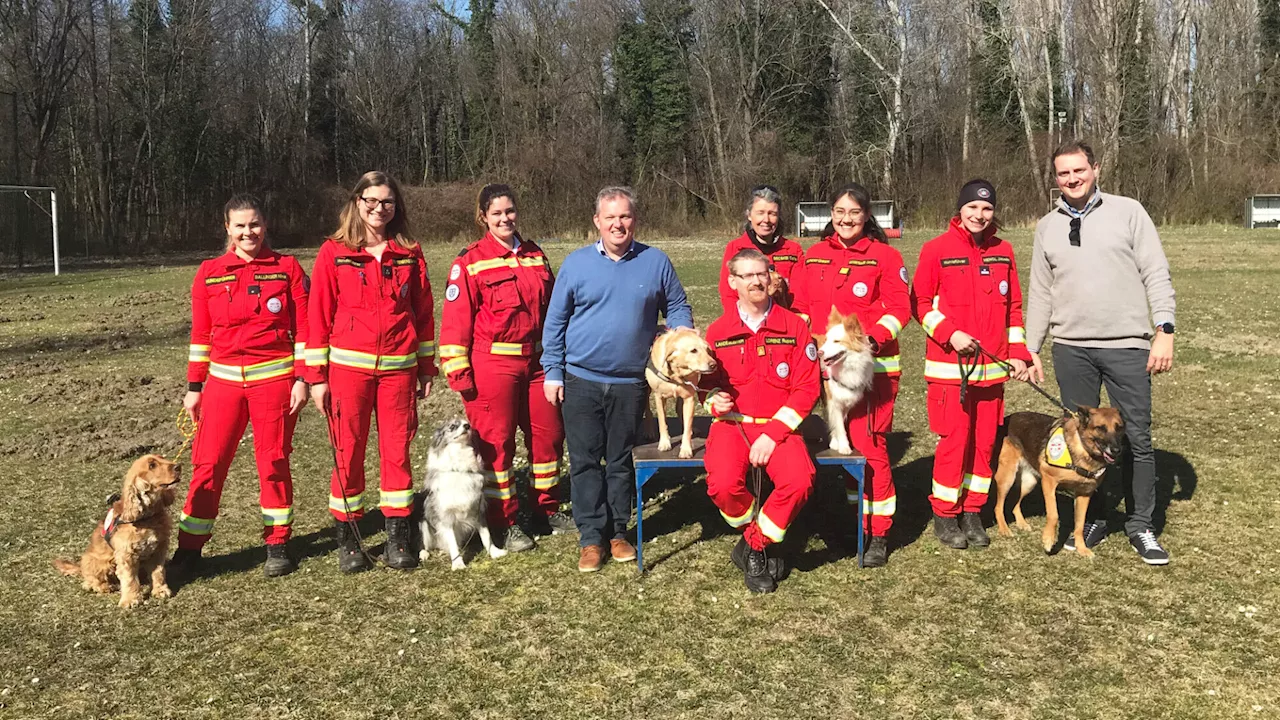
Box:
[118,594,143,610]
[657,438,672,452]
[1015,520,1032,532]
[418,549,430,562]
[830,441,853,455]
[997,526,1013,538]
[488,546,507,559]
[1078,546,1095,559]
[450,558,467,571]
[678,444,693,459]
[152,585,172,600]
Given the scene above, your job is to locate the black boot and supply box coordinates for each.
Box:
[167,548,203,580]
[383,517,418,570]
[862,536,889,568]
[933,514,968,549]
[743,546,777,594]
[959,512,990,548]
[263,543,296,578]
[732,537,787,581]
[335,521,371,573]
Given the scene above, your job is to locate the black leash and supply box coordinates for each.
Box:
[324,399,380,568]
[965,342,1073,415]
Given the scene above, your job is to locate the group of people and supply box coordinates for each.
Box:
[168,140,1177,595]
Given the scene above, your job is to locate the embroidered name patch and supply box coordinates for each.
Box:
[393,258,416,266]
[204,274,236,285]
[764,337,797,345]
[805,258,832,265]
[982,256,1012,265]
[941,258,970,267]
[335,257,362,267]
[714,338,746,348]
[847,259,877,266]
[254,273,289,282]
[771,254,798,262]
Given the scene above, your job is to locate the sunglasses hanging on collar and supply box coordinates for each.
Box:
[1069,217,1082,247]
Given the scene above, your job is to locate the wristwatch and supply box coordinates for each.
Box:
[1158,322,1175,335]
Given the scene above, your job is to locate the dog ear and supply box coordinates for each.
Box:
[1075,404,1091,427]
[827,306,842,330]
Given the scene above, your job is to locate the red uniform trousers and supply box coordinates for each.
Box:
[927,382,1004,516]
[461,352,565,528]
[178,377,297,550]
[327,365,418,520]
[842,374,898,537]
[704,421,816,551]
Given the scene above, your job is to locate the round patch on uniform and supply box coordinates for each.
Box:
[445,284,460,302]
[999,280,1009,296]
[776,362,790,379]
[1047,433,1067,462]
[806,342,817,361]
[852,282,869,298]
[400,284,410,298]
[266,297,283,314]
[450,264,461,281]
[977,187,991,199]
[900,266,909,284]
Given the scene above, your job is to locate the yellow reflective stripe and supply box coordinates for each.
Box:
[261,507,294,526]
[380,489,415,509]
[963,474,992,494]
[293,342,305,362]
[188,344,211,362]
[518,256,545,267]
[531,475,558,490]
[209,355,294,383]
[531,460,559,475]
[922,296,947,336]
[1009,326,1026,344]
[329,494,364,514]
[441,357,471,374]
[418,341,436,357]
[796,312,810,324]
[466,257,513,275]
[178,513,214,535]
[862,495,898,516]
[377,353,417,370]
[714,412,769,424]
[757,509,788,543]
[438,344,468,358]
[931,480,961,504]
[873,355,901,374]
[483,486,516,500]
[306,346,330,366]
[490,342,525,356]
[772,406,804,431]
[846,491,861,505]
[876,314,903,340]
[703,388,722,414]
[924,359,1009,382]
[720,502,755,529]
[330,347,417,371]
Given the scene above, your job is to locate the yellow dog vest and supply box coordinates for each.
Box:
[1044,427,1073,469]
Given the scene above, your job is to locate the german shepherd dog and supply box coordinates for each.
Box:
[992,407,1125,557]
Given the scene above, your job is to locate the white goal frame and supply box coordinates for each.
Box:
[0,185,60,275]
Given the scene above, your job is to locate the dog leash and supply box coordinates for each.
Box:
[965,342,1073,415]
[324,400,381,569]
[173,408,197,465]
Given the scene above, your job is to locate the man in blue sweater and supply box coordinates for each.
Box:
[542,186,694,572]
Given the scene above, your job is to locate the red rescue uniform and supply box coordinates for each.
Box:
[701,305,821,551]
[789,234,910,537]
[716,233,805,313]
[180,248,315,550]
[438,233,564,529]
[912,218,1032,516]
[308,238,437,521]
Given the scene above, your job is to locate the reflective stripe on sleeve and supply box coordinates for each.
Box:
[875,315,903,340]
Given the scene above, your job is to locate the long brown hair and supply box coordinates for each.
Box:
[823,183,887,243]
[224,194,267,253]
[475,183,517,229]
[331,171,417,251]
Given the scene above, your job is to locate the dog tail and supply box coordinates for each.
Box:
[53,557,82,576]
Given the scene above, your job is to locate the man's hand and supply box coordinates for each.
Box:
[949,330,977,355]
[289,381,308,415]
[1147,331,1174,374]
[544,383,564,407]
[310,382,330,416]
[748,434,777,467]
[183,391,202,424]
[418,376,433,399]
[1028,352,1046,384]
[1008,358,1029,382]
[709,391,734,416]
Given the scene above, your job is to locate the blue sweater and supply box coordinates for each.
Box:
[542,240,694,384]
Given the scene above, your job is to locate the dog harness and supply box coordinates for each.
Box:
[1044,424,1109,480]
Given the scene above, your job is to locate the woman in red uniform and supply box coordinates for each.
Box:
[308,171,437,572]
[170,194,314,579]
[911,179,1030,550]
[438,184,570,552]
[717,185,805,313]
[790,183,910,568]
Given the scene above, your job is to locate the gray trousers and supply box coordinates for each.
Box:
[1051,344,1157,536]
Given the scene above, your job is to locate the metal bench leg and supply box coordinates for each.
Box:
[634,467,659,574]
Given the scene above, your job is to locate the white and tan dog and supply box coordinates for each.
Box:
[818,308,876,455]
[645,327,717,458]
[418,418,506,570]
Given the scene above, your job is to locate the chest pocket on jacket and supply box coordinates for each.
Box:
[939,261,974,307]
[335,261,368,309]
[481,270,521,310]
[761,338,797,388]
[205,278,236,326]
[389,262,416,305]
[981,257,1012,302]
[843,264,879,306]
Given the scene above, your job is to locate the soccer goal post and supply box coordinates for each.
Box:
[0,185,60,275]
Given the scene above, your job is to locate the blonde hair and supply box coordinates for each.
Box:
[331,171,418,251]
[224,194,267,253]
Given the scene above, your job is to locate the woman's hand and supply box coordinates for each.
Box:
[290,380,308,415]
[418,376,433,399]
[310,382,330,416]
[183,391,202,424]
[948,330,977,355]
[1008,358,1029,382]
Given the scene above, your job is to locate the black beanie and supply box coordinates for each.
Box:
[957,179,996,209]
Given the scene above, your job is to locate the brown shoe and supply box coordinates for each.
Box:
[578,545,606,573]
[610,538,637,563]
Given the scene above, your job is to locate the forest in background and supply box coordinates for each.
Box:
[3,0,1280,261]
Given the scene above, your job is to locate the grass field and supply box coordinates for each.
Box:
[2,226,1279,719]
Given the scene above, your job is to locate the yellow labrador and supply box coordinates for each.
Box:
[645,327,717,458]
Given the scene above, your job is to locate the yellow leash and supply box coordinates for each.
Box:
[174,408,197,464]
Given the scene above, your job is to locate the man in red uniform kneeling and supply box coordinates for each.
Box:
[702,248,821,593]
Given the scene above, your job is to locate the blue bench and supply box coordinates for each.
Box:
[632,415,867,573]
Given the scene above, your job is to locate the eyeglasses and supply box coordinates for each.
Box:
[733,272,770,281]
[359,196,396,211]
[1069,217,1081,246]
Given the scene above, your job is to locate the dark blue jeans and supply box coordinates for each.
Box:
[562,373,648,547]
[1052,344,1156,536]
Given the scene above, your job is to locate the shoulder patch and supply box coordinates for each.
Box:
[204,274,236,286]
[900,266,909,284]
[805,257,832,265]
[714,338,746,348]
[335,257,362,267]
[982,255,1012,265]
[445,284,461,302]
[450,264,462,281]
[764,336,797,345]
[254,272,289,282]
[941,257,970,267]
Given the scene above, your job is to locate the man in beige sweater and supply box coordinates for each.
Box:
[1026,140,1176,566]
